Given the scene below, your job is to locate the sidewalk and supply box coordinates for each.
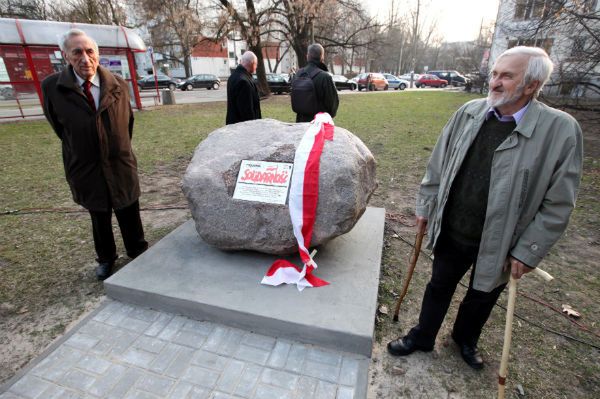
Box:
[0,300,368,399]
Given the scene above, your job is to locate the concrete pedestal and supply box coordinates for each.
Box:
[105,207,385,357]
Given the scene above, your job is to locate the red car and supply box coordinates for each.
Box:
[416,74,448,88]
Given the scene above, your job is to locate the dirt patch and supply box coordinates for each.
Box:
[0,159,191,385]
[0,288,102,384]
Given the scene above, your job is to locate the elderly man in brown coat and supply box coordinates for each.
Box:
[42,29,147,280]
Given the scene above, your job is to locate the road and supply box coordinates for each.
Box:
[139,82,451,108]
[1,83,459,120]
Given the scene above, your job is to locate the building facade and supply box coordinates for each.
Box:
[490,0,600,97]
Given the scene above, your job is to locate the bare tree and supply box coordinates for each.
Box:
[131,0,205,77]
[0,0,48,19]
[215,0,274,95]
[271,0,333,67]
[50,0,127,25]
[1,0,126,24]
[314,0,379,70]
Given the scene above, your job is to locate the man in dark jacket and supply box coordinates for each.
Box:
[42,29,147,280]
[292,43,339,123]
[226,51,261,125]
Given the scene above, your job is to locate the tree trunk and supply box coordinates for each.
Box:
[184,54,192,77]
[292,38,309,68]
[250,43,270,96]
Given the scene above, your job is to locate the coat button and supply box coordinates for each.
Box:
[531,244,538,251]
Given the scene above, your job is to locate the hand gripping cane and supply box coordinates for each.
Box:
[393,218,427,322]
[498,267,554,399]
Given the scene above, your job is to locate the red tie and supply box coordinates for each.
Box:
[83,80,96,111]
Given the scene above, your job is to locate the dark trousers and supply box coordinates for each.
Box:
[407,232,506,348]
[89,200,148,264]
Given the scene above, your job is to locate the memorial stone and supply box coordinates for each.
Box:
[182,118,376,254]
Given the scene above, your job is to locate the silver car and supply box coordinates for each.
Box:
[383,74,410,90]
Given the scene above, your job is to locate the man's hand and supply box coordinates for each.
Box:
[416,216,428,235]
[506,256,534,280]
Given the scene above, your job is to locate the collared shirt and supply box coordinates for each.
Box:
[486,101,530,124]
[74,70,100,110]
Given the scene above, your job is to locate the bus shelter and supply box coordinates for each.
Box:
[0,18,149,119]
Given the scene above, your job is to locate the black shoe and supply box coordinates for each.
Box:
[127,243,148,259]
[387,336,433,356]
[95,262,113,281]
[452,334,484,370]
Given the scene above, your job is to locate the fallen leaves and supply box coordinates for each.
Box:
[561,304,581,318]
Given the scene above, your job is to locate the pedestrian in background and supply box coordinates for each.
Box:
[226,51,261,125]
[291,43,339,123]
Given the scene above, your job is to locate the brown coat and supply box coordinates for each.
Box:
[42,66,140,211]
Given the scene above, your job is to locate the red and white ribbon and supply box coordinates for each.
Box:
[261,113,335,291]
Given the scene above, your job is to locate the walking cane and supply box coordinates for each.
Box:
[498,267,554,399]
[393,218,427,322]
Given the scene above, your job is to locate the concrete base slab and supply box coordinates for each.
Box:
[105,207,385,357]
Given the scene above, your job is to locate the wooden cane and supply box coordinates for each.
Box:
[392,221,426,322]
[498,268,554,399]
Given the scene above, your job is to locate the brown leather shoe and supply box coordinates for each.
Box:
[387,336,433,356]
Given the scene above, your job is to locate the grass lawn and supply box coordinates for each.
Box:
[0,91,598,397]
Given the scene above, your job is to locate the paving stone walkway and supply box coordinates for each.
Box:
[0,300,369,399]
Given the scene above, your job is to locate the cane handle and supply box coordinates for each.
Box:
[532,267,553,282]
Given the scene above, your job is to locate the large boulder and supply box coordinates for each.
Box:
[182,118,376,254]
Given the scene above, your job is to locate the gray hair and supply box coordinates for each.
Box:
[59,28,98,53]
[307,43,324,62]
[497,46,553,97]
[240,51,257,67]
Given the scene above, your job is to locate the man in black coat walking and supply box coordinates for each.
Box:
[292,43,339,123]
[226,51,261,125]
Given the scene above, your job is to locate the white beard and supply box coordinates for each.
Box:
[486,84,525,109]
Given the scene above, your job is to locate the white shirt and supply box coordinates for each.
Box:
[74,70,100,110]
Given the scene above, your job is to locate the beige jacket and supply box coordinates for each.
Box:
[417,98,583,292]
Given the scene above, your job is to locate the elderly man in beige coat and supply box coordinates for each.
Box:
[388,46,583,369]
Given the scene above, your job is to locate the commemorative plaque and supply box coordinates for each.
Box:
[233,160,293,205]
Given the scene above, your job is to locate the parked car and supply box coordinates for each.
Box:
[137,74,179,91]
[253,73,291,94]
[0,85,15,100]
[178,74,220,91]
[416,74,448,88]
[428,70,469,86]
[398,73,422,82]
[383,74,409,90]
[356,73,388,91]
[331,74,357,91]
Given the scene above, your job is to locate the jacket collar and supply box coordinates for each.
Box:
[464,98,541,139]
[307,60,329,72]
[511,99,542,138]
[56,66,121,102]
[236,64,252,79]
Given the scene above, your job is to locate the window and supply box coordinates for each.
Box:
[571,37,586,58]
[507,38,553,55]
[513,0,552,20]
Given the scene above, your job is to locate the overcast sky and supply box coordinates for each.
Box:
[364,0,500,42]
